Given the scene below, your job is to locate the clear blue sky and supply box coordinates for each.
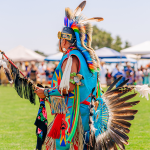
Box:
[0,0,150,55]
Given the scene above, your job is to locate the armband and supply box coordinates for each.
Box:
[70,72,84,86]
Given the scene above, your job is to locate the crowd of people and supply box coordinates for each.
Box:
[22,61,59,84]
[100,62,150,87]
[0,61,59,85]
[1,60,150,87]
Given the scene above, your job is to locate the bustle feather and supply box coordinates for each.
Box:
[89,77,140,150]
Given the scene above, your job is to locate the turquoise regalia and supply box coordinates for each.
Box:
[49,49,97,150]
[42,1,139,150]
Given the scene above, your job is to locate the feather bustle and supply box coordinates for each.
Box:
[111,122,130,133]
[109,93,137,108]
[112,120,131,128]
[109,130,125,150]
[111,101,140,111]
[106,76,123,92]
[112,109,138,116]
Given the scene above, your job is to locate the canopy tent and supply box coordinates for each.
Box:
[102,57,137,64]
[141,54,150,59]
[44,52,63,61]
[121,41,150,55]
[95,47,126,59]
[6,45,45,62]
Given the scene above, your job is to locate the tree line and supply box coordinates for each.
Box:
[92,25,131,52]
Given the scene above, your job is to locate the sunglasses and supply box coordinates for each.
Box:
[57,31,72,40]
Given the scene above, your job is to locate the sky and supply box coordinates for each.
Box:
[0,0,150,55]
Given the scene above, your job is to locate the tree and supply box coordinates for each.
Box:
[111,36,122,52]
[34,50,48,57]
[92,25,131,52]
[124,41,131,49]
[92,25,113,50]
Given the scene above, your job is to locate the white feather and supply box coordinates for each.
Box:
[135,84,150,100]
[73,8,81,17]
[59,56,72,95]
[0,60,7,68]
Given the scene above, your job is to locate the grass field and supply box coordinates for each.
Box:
[0,86,150,150]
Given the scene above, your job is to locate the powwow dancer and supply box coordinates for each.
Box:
[1,1,150,150]
[34,1,146,150]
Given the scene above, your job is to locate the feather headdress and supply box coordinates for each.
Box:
[63,1,104,73]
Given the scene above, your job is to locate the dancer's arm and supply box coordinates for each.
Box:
[34,56,79,98]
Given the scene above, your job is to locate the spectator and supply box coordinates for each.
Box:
[114,68,125,87]
[105,69,112,86]
[45,65,51,84]
[136,68,143,85]
[124,63,133,85]
[27,61,38,83]
[38,62,46,84]
[100,61,106,85]
[143,68,150,85]
[112,64,119,78]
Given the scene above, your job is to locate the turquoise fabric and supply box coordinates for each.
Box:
[50,50,97,150]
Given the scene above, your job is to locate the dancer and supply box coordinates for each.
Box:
[34,1,140,150]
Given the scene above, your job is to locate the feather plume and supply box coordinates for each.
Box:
[111,101,140,111]
[135,84,150,100]
[109,93,137,108]
[112,110,138,116]
[73,1,86,17]
[65,7,73,20]
[109,130,125,150]
[117,79,129,87]
[112,120,131,129]
[111,122,130,133]
[110,127,129,145]
[108,91,129,105]
[106,76,123,92]
[79,17,104,24]
[113,115,135,121]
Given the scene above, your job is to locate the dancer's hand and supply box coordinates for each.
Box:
[34,87,46,99]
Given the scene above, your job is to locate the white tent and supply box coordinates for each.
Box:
[121,41,150,55]
[95,47,126,58]
[102,57,137,64]
[45,52,63,61]
[6,45,45,62]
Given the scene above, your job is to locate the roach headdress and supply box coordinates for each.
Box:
[58,1,104,73]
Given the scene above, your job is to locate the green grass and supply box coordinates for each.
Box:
[0,86,150,150]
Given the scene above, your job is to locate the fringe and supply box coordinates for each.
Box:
[69,112,84,150]
[59,56,72,94]
[42,120,56,150]
[50,96,68,114]
[10,63,36,104]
